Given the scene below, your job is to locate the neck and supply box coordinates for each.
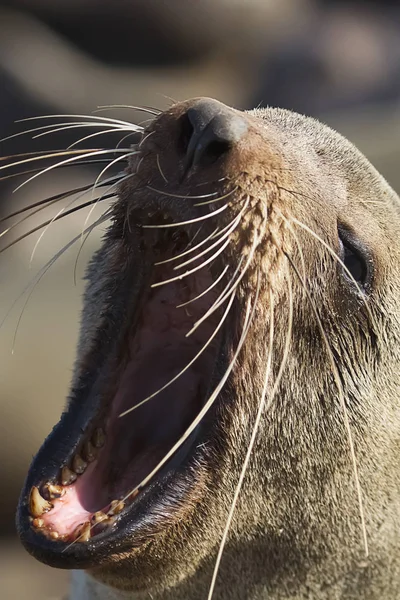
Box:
[69,544,397,600]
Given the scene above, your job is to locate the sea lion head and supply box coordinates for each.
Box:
[15,98,400,598]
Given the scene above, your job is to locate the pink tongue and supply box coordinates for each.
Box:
[40,476,95,536]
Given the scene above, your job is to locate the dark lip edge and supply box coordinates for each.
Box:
[16,340,226,570]
[16,424,207,569]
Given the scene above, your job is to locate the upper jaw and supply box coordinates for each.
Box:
[16,223,229,569]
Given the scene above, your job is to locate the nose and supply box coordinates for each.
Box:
[182,98,248,172]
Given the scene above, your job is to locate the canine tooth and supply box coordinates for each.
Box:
[92,428,105,448]
[44,483,65,499]
[91,511,108,525]
[29,486,52,517]
[72,454,87,475]
[74,522,91,542]
[49,531,59,540]
[32,517,44,529]
[83,441,97,462]
[61,466,77,486]
[109,500,125,515]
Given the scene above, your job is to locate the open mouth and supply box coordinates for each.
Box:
[18,229,226,566]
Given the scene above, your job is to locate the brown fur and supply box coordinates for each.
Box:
[23,100,400,599]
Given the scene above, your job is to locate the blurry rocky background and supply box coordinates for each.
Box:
[1,0,400,597]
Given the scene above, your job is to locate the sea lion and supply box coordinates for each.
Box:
[11,98,400,599]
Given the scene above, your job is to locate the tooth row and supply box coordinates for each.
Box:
[28,426,141,542]
[31,515,117,543]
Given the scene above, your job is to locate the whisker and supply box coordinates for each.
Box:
[74,172,135,280]
[156,154,168,183]
[172,200,248,271]
[187,232,258,337]
[33,122,140,141]
[177,266,229,308]
[193,187,238,207]
[285,252,368,557]
[13,149,132,193]
[1,210,112,349]
[143,203,228,230]
[146,186,226,201]
[151,235,231,288]
[116,131,141,150]
[1,121,134,145]
[29,174,122,266]
[154,228,220,266]
[0,149,104,171]
[208,276,272,599]
[0,159,121,185]
[67,127,137,149]
[95,104,161,116]
[91,151,138,200]
[119,291,236,417]
[0,178,120,223]
[0,194,115,254]
[16,114,138,128]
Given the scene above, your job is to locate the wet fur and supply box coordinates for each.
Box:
[19,102,400,598]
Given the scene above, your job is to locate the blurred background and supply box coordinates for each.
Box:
[1,1,400,598]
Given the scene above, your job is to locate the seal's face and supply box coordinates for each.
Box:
[16,99,400,597]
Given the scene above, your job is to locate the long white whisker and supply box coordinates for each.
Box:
[29,174,122,266]
[119,291,236,417]
[118,294,255,496]
[66,127,136,150]
[13,149,132,193]
[173,199,249,271]
[143,203,228,230]
[146,186,223,201]
[177,266,229,308]
[154,228,220,266]
[193,187,238,207]
[78,172,134,256]
[32,122,136,140]
[2,210,112,348]
[0,150,103,173]
[151,235,231,288]
[95,104,161,116]
[16,113,138,128]
[91,151,138,200]
[187,233,258,337]
[207,279,275,599]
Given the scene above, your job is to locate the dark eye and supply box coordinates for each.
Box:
[338,226,372,291]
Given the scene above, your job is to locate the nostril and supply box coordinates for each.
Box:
[200,139,231,166]
[178,113,195,156]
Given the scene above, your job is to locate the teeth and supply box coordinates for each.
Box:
[49,531,59,540]
[61,466,77,486]
[83,441,97,463]
[44,483,65,499]
[29,486,52,517]
[74,522,91,542]
[32,517,45,529]
[72,454,87,475]
[109,500,125,516]
[91,511,108,525]
[92,428,105,448]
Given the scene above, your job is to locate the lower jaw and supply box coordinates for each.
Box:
[17,419,209,569]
